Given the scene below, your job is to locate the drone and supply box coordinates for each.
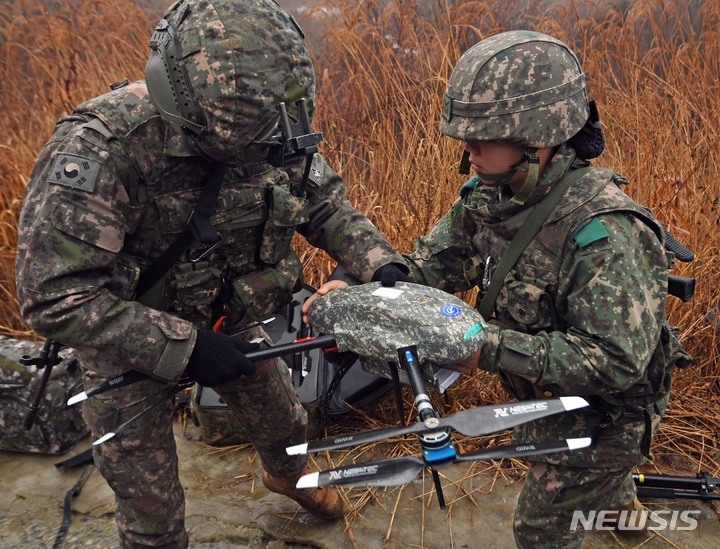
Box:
[284,282,592,507]
[67,282,593,508]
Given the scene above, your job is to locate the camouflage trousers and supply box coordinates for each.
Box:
[82,353,307,548]
[514,462,636,549]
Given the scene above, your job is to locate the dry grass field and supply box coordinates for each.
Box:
[1,0,718,481]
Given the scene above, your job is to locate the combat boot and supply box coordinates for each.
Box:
[262,471,345,520]
[608,497,650,538]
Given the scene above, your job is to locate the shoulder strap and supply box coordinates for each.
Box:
[477,167,591,319]
[135,164,226,298]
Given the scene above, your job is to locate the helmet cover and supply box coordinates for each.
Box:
[145,0,316,165]
[440,30,589,148]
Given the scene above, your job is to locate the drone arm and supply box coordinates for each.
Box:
[397,345,435,422]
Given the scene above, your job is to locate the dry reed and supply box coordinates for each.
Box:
[1,0,718,521]
[0,0,162,336]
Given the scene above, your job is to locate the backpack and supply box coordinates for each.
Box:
[0,336,89,455]
[189,283,393,445]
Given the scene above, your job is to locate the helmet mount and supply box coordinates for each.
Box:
[146,17,206,135]
[261,100,324,168]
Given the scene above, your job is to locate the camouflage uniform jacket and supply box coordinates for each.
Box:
[15,80,403,382]
[404,146,675,468]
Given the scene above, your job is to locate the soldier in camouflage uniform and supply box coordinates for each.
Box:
[409,30,693,548]
[15,0,408,546]
[304,30,690,547]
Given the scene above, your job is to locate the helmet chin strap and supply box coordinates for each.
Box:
[464,148,540,205]
[509,148,540,206]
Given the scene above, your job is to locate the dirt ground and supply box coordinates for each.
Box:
[1,416,719,549]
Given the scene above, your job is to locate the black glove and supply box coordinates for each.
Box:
[186,329,259,387]
[372,264,413,287]
[328,264,349,281]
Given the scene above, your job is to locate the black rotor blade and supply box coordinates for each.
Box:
[436,396,589,437]
[91,380,194,446]
[92,390,177,446]
[296,437,592,489]
[287,396,588,455]
[635,487,720,501]
[296,456,426,488]
[287,423,427,455]
[455,437,592,462]
[67,369,148,406]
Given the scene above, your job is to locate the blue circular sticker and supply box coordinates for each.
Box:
[440,304,462,317]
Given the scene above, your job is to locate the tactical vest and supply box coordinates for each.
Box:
[70,81,306,329]
[472,167,687,428]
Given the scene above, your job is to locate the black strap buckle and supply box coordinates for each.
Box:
[186,208,222,262]
[187,209,219,244]
[188,234,223,263]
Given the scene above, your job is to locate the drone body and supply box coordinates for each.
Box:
[309,281,487,388]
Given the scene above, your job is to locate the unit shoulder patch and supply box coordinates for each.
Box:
[307,153,324,186]
[47,153,101,193]
[573,217,610,248]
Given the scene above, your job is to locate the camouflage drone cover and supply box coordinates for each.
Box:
[308,282,487,389]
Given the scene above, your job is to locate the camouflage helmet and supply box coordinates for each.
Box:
[440,30,589,148]
[144,0,316,165]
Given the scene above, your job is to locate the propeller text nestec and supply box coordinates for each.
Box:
[493,401,549,417]
[329,465,380,480]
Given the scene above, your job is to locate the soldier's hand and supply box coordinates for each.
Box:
[372,263,412,287]
[446,348,482,375]
[301,280,349,324]
[186,329,259,387]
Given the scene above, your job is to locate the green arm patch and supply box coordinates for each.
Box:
[573,217,610,248]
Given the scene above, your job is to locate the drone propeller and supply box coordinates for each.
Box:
[287,396,588,455]
[92,379,194,445]
[298,456,426,488]
[297,437,592,488]
[455,436,592,462]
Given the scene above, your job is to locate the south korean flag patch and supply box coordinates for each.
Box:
[48,153,101,193]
